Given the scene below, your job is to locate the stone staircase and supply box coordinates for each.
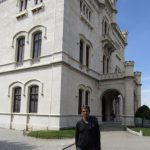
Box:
[100,122,125,131]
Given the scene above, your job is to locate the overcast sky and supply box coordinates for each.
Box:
[117,0,150,107]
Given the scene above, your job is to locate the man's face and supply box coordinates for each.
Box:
[82,108,90,119]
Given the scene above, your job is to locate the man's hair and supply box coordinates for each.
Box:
[82,105,90,112]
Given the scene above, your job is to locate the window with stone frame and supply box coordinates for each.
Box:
[102,18,109,35]
[32,31,42,59]
[16,36,25,62]
[19,0,28,12]
[13,87,21,113]
[29,86,39,113]
[79,38,91,68]
[78,88,91,114]
[80,0,92,22]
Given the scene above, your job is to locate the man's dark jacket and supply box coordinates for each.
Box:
[75,116,101,150]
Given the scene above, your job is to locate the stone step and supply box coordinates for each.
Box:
[100,122,125,131]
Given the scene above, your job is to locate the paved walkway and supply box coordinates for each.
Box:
[0,128,150,150]
[69,130,150,150]
[0,128,74,150]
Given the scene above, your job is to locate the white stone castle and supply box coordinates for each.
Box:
[0,0,141,130]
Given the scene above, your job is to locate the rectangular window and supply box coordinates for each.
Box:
[107,58,109,73]
[13,87,21,113]
[85,91,89,105]
[86,45,90,68]
[29,86,39,113]
[79,40,84,65]
[17,37,25,62]
[33,32,42,59]
[19,0,28,12]
[78,89,83,114]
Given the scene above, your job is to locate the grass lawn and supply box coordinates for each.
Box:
[130,128,150,136]
[27,129,75,139]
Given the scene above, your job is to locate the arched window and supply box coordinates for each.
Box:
[32,31,42,59]
[78,89,83,114]
[102,18,109,35]
[13,87,21,113]
[17,36,25,62]
[29,86,39,113]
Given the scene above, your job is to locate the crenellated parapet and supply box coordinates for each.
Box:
[134,71,142,85]
[124,61,134,66]
[124,61,135,77]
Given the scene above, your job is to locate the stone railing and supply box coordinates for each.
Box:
[99,72,125,80]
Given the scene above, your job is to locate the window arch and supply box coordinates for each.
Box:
[32,31,42,59]
[29,85,39,113]
[13,87,21,113]
[16,36,25,62]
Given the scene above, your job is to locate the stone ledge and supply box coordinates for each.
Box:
[126,127,143,136]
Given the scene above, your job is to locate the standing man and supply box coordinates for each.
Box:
[75,105,101,150]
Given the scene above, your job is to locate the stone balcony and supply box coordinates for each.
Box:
[99,72,125,81]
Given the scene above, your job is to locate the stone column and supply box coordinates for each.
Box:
[134,72,142,108]
[124,61,135,126]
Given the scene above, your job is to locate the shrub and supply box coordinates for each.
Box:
[135,105,150,127]
[145,109,150,119]
[135,105,149,118]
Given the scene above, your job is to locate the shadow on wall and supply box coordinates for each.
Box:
[0,141,36,150]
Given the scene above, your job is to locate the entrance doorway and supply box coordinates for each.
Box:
[102,89,123,122]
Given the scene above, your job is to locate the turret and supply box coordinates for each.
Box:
[134,71,142,84]
[124,61,134,77]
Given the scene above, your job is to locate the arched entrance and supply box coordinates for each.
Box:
[102,89,123,122]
